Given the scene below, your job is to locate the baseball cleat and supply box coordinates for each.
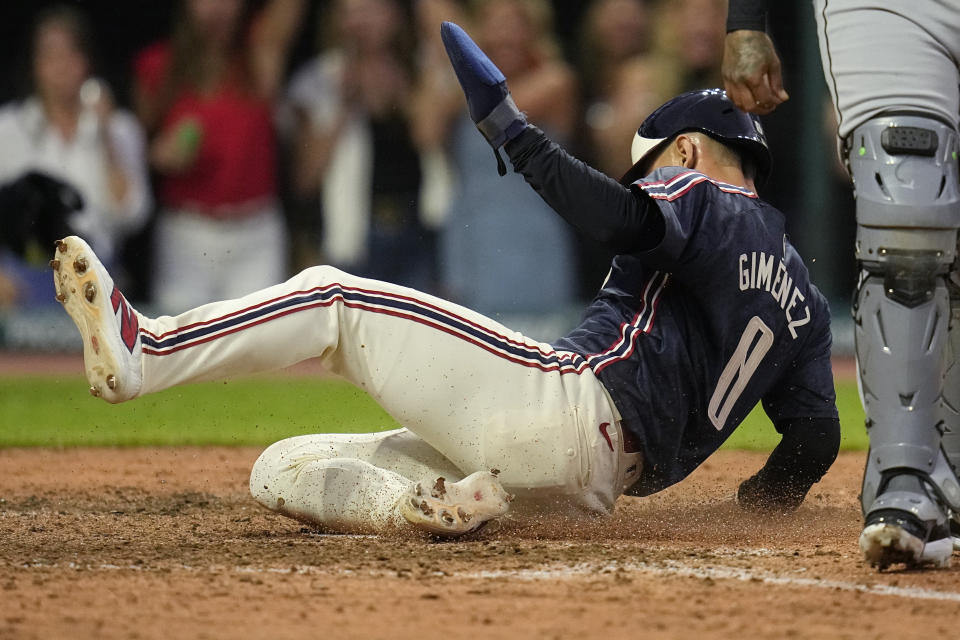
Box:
[859,509,952,570]
[399,470,513,537]
[53,236,143,404]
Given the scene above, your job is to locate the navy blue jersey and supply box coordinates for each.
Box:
[553,167,838,495]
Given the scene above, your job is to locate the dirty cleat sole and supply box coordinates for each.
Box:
[399,470,513,537]
[52,236,142,403]
[860,510,952,570]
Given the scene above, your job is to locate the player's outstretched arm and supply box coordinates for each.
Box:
[441,21,665,253]
[505,127,664,253]
[722,0,788,115]
[736,416,840,513]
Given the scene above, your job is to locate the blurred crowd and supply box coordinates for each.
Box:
[0,0,732,322]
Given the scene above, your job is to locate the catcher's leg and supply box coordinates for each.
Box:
[849,116,960,569]
[941,278,960,548]
[55,243,627,522]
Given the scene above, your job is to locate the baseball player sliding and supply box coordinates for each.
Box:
[53,22,839,537]
[723,0,960,570]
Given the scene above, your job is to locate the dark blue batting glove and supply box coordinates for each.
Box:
[440,21,527,176]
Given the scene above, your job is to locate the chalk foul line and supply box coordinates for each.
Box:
[9,556,960,603]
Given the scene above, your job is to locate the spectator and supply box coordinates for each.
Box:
[414,0,579,320]
[410,0,467,234]
[652,0,728,92]
[575,0,679,297]
[578,0,678,178]
[286,0,438,292]
[0,5,150,307]
[134,0,304,314]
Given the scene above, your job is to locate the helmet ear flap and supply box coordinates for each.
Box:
[620,135,671,186]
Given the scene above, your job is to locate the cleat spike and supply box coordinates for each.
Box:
[83,281,96,302]
[55,292,66,303]
[49,259,60,270]
[55,239,67,252]
[106,375,117,390]
[73,257,87,274]
[89,386,101,397]
[414,483,422,497]
[399,470,511,537]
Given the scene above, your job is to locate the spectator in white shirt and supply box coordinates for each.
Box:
[0,5,150,307]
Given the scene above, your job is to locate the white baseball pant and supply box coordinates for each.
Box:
[813,0,960,139]
[133,266,642,532]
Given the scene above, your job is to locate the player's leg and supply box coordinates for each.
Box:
[813,0,960,568]
[248,428,514,535]
[939,311,960,549]
[813,0,960,144]
[53,236,630,526]
[249,429,451,531]
[850,119,960,569]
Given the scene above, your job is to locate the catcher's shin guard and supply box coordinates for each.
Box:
[943,274,960,548]
[850,115,960,567]
[944,289,960,478]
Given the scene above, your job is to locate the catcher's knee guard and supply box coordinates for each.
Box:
[850,115,960,519]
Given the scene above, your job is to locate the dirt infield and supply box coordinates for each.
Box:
[2,447,958,640]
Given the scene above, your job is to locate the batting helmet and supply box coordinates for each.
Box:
[620,88,772,188]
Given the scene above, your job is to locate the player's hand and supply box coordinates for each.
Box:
[735,471,806,514]
[440,21,527,174]
[722,30,789,115]
[150,117,203,175]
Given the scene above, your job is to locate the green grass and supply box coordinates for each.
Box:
[0,375,400,448]
[725,378,867,450]
[0,374,867,450]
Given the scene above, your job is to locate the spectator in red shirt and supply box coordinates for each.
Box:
[133,0,304,313]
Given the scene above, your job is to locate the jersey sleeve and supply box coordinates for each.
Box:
[761,313,839,422]
[727,0,767,32]
[628,170,766,278]
[628,172,728,272]
[627,173,696,268]
[505,126,665,253]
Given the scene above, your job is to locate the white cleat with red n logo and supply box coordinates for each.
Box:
[52,236,143,403]
[399,470,513,536]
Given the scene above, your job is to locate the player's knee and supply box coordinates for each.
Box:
[849,115,959,304]
[296,264,349,287]
[849,114,959,236]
